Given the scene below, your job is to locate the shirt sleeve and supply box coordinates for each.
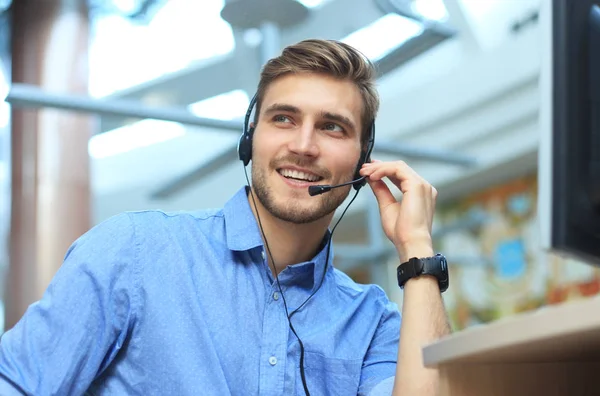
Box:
[0,213,139,396]
[359,295,401,396]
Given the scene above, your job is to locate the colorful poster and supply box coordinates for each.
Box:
[433,173,600,331]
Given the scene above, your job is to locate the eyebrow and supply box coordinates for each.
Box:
[263,103,301,115]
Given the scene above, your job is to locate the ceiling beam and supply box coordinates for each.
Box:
[375,23,455,75]
[6,83,243,132]
[442,0,482,52]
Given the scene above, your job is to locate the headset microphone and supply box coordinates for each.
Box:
[308,175,367,196]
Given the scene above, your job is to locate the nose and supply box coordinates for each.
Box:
[287,123,319,158]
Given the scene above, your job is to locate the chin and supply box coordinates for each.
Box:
[269,194,325,224]
[256,183,348,225]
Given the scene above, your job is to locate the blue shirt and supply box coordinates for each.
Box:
[0,186,401,395]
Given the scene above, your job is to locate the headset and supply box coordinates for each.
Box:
[238,93,376,194]
[237,92,375,396]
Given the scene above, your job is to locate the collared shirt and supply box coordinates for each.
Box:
[0,186,401,395]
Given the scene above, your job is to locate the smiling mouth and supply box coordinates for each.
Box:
[277,168,324,183]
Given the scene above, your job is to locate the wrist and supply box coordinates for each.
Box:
[397,240,434,263]
[403,273,439,290]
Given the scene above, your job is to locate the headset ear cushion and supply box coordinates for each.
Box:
[355,150,367,175]
[238,127,254,166]
[352,149,368,190]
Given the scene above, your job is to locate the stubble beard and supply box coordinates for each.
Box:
[251,160,354,225]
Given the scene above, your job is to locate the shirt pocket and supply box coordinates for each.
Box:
[299,351,362,396]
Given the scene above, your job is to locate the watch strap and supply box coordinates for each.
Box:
[397,254,449,293]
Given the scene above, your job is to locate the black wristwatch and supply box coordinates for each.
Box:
[397,253,449,293]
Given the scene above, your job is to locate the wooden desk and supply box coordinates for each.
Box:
[422,296,600,396]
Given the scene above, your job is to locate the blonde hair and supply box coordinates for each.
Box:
[255,39,379,146]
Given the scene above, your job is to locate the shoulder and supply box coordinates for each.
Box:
[66,212,135,258]
[124,207,224,229]
[101,208,225,237]
[76,208,226,254]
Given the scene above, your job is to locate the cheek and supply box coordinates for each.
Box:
[330,145,362,175]
[252,132,276,164]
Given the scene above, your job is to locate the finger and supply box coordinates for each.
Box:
[362,160,408,178]
[360,160,394,176]
[367,178,396,209]
[364,161,413,191]
[365,161,427,193]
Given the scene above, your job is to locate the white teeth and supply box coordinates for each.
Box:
[279,169,320,182]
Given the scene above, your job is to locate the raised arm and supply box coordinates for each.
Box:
[360,160,451,395]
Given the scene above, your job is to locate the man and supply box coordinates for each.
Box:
[0,39,450,395]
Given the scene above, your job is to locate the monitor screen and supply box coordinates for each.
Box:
[539,0,600,265]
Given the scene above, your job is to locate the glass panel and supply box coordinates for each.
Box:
[89,0,235,97]
[342,13,424,61]
[89,120,186,159]
[188,90,250,121]
[296,0,333,8]
[412,0,448,21]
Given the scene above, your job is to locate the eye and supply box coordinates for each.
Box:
[273,115,292,123]
[322,123,344,133]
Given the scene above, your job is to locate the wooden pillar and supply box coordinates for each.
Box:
[7,0,91,329]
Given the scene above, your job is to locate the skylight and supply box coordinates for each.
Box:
[342,13,424,60]
[459,0,505,21]
[296,0,331,8]
[412,0,448,21]
[188,90,250,121]
[88,119,186,159]
[89,0,235,97]
[111,0,138,14]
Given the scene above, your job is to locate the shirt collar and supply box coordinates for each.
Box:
[281,235,333,291]
[223,185,334,290]
[223,186,264,251]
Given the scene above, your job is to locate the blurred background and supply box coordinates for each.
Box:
[1,0,599,333]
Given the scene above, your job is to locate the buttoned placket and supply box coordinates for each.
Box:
[258,247,288,394]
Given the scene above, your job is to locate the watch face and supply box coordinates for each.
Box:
[440,256,449,292]
[433,254,449,293]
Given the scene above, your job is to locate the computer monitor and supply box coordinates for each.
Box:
[539,0,600,265]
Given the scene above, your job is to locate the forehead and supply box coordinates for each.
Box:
[260,73,363,124]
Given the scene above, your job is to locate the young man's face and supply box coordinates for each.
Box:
[251,73,363,224]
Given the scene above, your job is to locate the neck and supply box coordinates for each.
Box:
[248,189,331,277]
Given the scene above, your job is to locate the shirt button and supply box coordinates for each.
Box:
[273,292,279,301]
[261,250,266,260]
[269,356,277,366]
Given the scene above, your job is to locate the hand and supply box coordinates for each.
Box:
[359,160,437,262]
